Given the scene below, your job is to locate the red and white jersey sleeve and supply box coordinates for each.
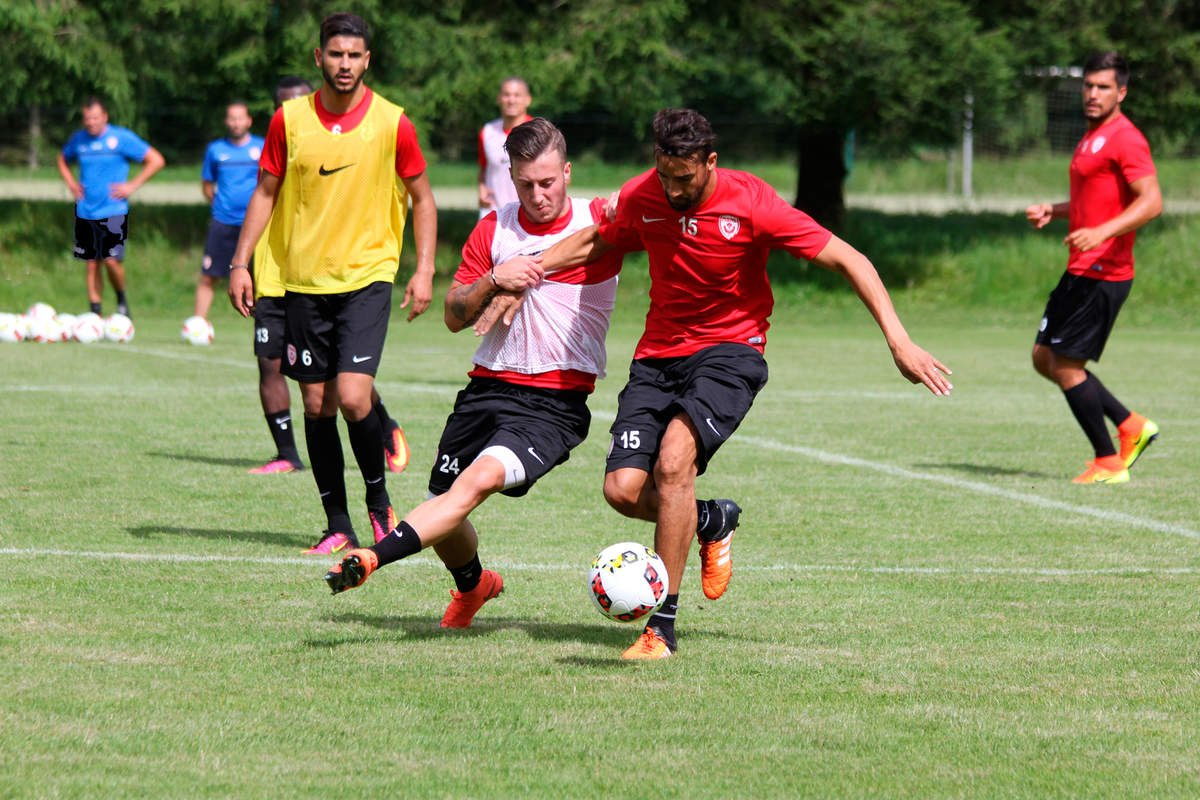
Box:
[598,168,831,358]
[1067,113,1155,281]
[455,197,625,392]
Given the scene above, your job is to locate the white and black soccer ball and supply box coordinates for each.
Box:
[73,313,105,344]
[181,315,214,346]
[104,313,135,343]
[587,542,669,623]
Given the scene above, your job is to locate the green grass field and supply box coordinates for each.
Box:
[1,290,1197,796]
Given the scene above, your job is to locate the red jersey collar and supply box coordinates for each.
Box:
[517,201,574,234]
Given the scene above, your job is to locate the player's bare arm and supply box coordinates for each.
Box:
[227,171,281,317]
[55,153,84,200]
[445,275,502,332]
[401,170,437,321]
[1025,201,1070,229]
[812,235,954,396]
[1063,173,1162,252]
[110,147,165,199]
[201,180,215,204]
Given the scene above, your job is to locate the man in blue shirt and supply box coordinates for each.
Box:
[193,101,264,324]
[56,96,165,317]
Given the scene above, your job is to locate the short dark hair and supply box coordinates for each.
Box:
[499,76,531,95]
[274,76,313,107]
[652,108,716,160]
[1084,51,1129,87]
[504,117,567,164]
[320,12,369,50]
[81,95,106,112]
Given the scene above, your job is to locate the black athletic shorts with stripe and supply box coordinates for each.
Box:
[1035,271,1132,361]
[606,342,769,477]
[428,377,591,498]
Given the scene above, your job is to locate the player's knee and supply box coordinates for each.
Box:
[603,473,641,515]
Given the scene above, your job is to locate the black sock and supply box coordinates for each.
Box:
[305,415,352,533]
[696,499,721,541]
[1086,370,1131,427]
[89,301,102,315]
[369,520,423,566]
[446,553,484,593]
[266,410,302,465]
[646,594,678,650]
[346,413,389,511]
[1063,377,1117,458]
[373,398,395,431]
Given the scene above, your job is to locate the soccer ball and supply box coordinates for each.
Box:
[25,302,56,324]
[56,313,77,341]
[73,313,105,344]
[30,315,64,343]
[0,312,23,343]
[181,315,214,345]
[587,542,669,623]
[105,313,135,343]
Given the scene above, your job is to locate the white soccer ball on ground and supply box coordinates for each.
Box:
[73,313,105,344]
[587,541,669,623]
[30,315,64,342]
[104,313,135,343]
[181,315,214,345]
[56,313,77,341]
[25,302,56,323]
[0,312,24,343]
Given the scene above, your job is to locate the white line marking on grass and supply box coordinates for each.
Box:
[1,548,1198,578]
[734,433,1200,541]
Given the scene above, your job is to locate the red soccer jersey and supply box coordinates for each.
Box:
[597,167,832,358]
[1067,112,1155,281]
[260,87,426,180]
[455,196,627,392]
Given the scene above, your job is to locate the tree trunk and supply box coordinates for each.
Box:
[794,127,847,230]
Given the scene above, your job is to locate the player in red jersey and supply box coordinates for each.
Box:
[322,118,636,628]
[1025,52,1162,485]
[486,108,952,659]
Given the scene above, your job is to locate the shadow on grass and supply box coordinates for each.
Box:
[146,450,272,469]
[127,524,312,549]
[914,461,1057,479]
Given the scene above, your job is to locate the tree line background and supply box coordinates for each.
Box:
[2,0,1198,227]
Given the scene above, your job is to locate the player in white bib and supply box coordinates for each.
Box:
[323,118,635,627]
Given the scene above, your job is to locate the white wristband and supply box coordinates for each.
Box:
[230,263,250,271]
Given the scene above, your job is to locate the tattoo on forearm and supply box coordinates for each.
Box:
[449,282,497,324]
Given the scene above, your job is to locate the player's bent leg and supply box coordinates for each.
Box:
[603,468,658,522]
[651,415,701,595]
[406,456,509,549]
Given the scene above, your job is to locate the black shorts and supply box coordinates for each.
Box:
[281,282,392,383]
[73,215,127,262]
[1035,272,1132,361]
[253,295,287,360]
[607,342,768,477]
[202,220,242,279]
[428,377,591,498]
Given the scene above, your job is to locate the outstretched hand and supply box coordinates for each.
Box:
[891,339,953,396]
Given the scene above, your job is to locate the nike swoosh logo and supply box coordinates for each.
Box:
[641,216,666,223]
[318,163,355,176]
[705,417,722,437]
[352,355,373,363]
[527,447,545,464]
[1049,337,1063,344]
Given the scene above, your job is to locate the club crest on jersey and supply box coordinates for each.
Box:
[1091,136,1107,154]
[287,343,297,365]
[719,215,741,240]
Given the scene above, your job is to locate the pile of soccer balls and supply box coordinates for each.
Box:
[0,303,133,344]
[587,542,669,623]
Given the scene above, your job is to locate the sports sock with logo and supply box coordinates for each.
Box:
[369,520,423,566]
[266,410,302,465]
[645,594,678,650]
[305,415,353,533]
[445,553,484,593]
[1063,377,1117,458]
[1086,370,1131,427]
[346,413,388,510]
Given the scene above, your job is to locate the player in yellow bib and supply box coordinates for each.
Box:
[246,77,411,479]
[229,13,436,554]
